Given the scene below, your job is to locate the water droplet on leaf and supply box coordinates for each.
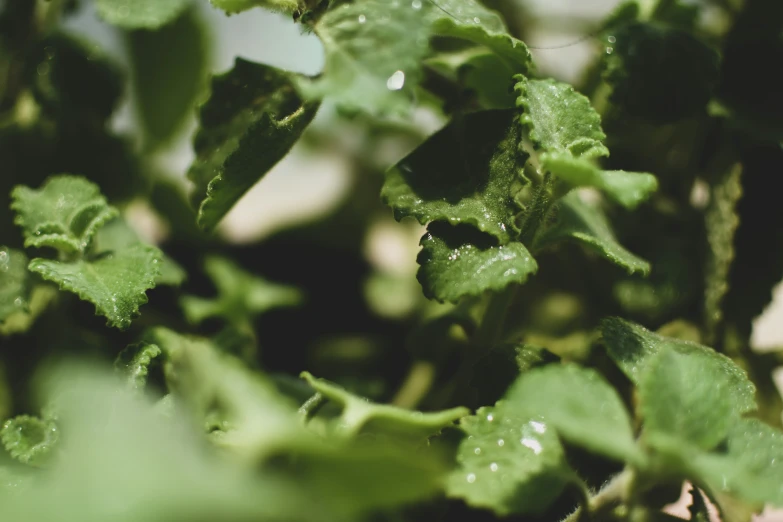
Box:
[386,70,405,90]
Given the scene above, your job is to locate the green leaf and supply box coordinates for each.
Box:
[651,0,700,29]
[715,418,783,506]
[639,348,741,450]
[93,218,186,287]
[515,76,608,159]
[95,0,191,29]
[0,466,35,496]
[188,58,318,231]
[180,256,301,326]
[534,192,650,275]
[0,248,31,323]
[417,223,538,303]
[599,0,640,32]
[145,329,449,517]
[127,7,210,148]
[540,153,657,209]
[11,176,118,254]
[0,415,58,466]
[209,0,297,15]
[297,0,431,115]
[284,441,448,516]
[422,0,531,96]
[601,319,756,412]
[430,18,531,75]
[446,406,568,516]
[29,244,161,330]
[382,110,527,242]
[145,327,299,447]
[425,0,507,33]
[703,164,742,343]
[300,371,468,439]
[425,49,517,109]
[603,22,719,123]
[114,342,162,392]
[504,364,642,464]
[0,362,317,522]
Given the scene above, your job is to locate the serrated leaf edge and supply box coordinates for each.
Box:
[28,244,162,330]
[513,75,609,158]
[0,415,59,466]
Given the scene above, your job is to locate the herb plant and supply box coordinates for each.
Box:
[1,0,782,521]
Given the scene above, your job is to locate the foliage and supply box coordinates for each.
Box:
[1,0,782,521]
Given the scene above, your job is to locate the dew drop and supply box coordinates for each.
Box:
[13,297,23,307]
[386,70,405,90]
[473,16,481,23]
[490,462,498,472]
[529,420,546,434]
[486,413,494,422]
[606,47,614,54]
[521,437,543,454]
[358,14,366,23]
[411,0,422,9]
[466,473,476,483]
[607,35,616,43]
[474,447,481,455]
[497,439,504,447]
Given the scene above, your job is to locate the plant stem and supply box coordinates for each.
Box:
[391,360,435,409]
[519,172,557,246]
[37,0,63,34]
[562,469,634,522]
[298,392,326,422]
[474,285,518,350]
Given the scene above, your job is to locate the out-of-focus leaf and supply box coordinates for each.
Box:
[127,7,210,148]
[0,247,31,323]
[180,256,300,326]
[95,0,191,29]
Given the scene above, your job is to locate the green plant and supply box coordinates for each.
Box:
[1,0,782,520]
